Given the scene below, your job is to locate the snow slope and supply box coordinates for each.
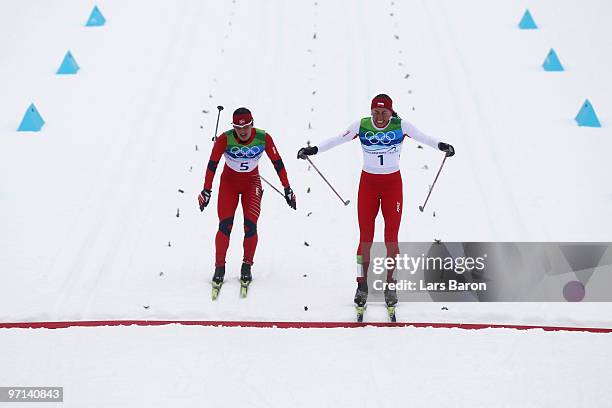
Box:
[2,324,612,407]
[1,0,612,326]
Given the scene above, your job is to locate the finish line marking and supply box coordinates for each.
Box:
[0,320,611,333]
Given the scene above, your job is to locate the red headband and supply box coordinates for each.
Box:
[371,96,393,111]
[232,112,253,127]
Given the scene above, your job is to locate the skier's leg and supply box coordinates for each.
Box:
[356,171,381,283]
[241,174,263,267]
[215,178,240,267]
[381,172,403,283]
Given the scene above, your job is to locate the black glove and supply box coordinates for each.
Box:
[284,186,297,210]
[297,146,318,160]
[438,142,455,157]
[198,189,211,211]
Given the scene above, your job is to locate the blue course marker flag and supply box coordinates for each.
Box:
[57,50,80,75]
[86,5,106,27]
[575,100,601,127]
[519,9,538,29]
[17,103,45,132]
[543,48,564,71]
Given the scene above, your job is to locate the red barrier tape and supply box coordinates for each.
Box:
[0,320,611,333]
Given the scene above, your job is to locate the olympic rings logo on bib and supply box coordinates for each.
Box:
[364,131,398,145]
[229,145,263,158]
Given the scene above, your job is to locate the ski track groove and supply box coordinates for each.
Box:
[434,0,529,237]
[419,0,510,239]
[85,1,208,314]
[51,5,193,317]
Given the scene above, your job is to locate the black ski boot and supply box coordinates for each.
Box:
[384,286,398,307]
[240,263,252,283]
[211,266,225,300]
[354,280,368,322]
[213,266,225,284]
[384,281,398,322]
[240,263,252,298]
[354,280,368,307]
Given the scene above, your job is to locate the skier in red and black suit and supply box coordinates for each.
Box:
[198,107,296,290]
[297,94,454,308]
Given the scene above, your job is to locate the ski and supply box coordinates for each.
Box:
[240,279,251,298]
[387,306,397,322]
[211,281,223,300]
[356,306,366,322]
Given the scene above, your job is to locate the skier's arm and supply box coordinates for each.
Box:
[401,120,441,150]
[297,121,360,159]
[265,133,296,210]
[203,134,227,190]
[264,133,290,188]
[316,121,361,153]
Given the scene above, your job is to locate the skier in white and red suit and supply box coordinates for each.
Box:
[198,107,297,286]
[297,94,455,307]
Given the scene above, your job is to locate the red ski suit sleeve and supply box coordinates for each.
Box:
[265,133,290,189]
[203,134,227,191]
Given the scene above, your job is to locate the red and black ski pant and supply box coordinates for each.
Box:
[356,170,403,283]
[215,169,263,267]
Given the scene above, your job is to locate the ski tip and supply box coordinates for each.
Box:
[418,205,424,212]
[239,280,250,298]
[344,200,351,206]
[211,282,223,300]
[387,307,397,322]
[355,306,366,322]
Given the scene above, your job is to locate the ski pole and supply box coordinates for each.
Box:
[418,153,448,212]
[305,156,350,206]
[212,105,224,141]
[260,175,284,197]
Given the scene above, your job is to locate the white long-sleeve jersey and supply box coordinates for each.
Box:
[317,117,441,174]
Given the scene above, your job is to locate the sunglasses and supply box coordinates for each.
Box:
[232,121,253,129]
